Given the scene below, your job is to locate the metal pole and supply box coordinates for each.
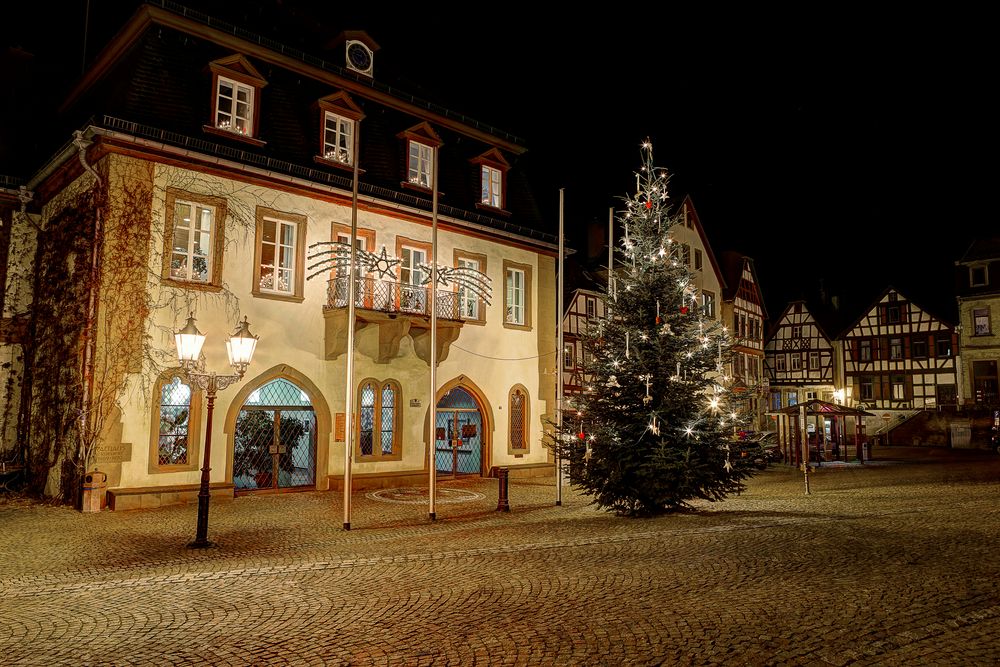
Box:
[343,125,361,530]
[429,146,439,521]
[189,378,217,548]
[800,404,810,495]
[556,189,565,506]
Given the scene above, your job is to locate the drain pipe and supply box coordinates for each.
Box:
[74,130,103,472]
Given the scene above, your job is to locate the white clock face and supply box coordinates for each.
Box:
[347,42,372,72]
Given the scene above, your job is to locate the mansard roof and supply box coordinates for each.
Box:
[35,1,552,245]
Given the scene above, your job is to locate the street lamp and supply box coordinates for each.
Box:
[174,313,259,548]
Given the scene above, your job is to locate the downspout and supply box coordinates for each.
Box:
[11,187,35,469]
[74,130,103,473]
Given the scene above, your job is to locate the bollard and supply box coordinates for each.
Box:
[495,466,510,512]
[81,470,107,513]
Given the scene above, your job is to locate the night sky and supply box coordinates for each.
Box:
[3,2,995,323]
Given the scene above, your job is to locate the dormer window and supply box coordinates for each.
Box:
[314,92,364,171]
[216,76,253,135]
[971,265,988,287]
[409,141,433,187]
[205,55,267,145]
[397,122,443,192]
[482,166,501,207]
[471,148,510,212]
[324,112,354,164]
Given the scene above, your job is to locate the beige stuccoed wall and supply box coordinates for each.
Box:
[112,159,552,491]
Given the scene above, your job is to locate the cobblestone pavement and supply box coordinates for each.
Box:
[2,447,999,666]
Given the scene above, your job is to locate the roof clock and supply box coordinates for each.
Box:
[346,40,373,76]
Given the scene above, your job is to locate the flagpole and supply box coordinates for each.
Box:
[429,146,439,521]
[343,123,360,530]
[556,188,565,506]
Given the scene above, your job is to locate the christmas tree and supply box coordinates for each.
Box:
[554,142,753,516]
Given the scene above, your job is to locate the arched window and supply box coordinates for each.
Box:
[357,378,401,460]
[508,384,529,454]
[149,371,202,473]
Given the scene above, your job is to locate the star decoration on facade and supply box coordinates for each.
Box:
[418,263,493,305]
[363,246,401,280]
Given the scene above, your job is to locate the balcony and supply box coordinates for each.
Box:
[323,276,465,364]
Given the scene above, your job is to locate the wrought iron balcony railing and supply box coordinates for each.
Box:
[326,276,462,321]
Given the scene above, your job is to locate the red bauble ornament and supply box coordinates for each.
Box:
[578,431,585,440]
[680,306,689,314]
[645,201,652,210]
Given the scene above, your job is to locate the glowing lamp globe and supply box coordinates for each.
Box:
[174,314,206,364]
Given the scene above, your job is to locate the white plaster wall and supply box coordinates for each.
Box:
[114,160,550,489]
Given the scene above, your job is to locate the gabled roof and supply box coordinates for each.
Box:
[765,300,834,345]
[838,285,957,337]
[719,251,768,321]
[677,194,727,293]
[957,237,1000,263]
[773,399,873,416]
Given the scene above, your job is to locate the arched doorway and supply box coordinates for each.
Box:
[233,378,316,492]
[435,387,484,476]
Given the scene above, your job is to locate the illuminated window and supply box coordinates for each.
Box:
[162,189,227,289]
[323,112,355,165]
[454,250,486,323]
[408,140,433,188]
[481,165,502,208]
[253,208,306,300]
[503,260,532,329]
[206,55,266,141]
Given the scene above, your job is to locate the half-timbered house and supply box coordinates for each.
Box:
[841,287,959,420]
[764,300,838,410]
[720,252,768,429]
[562,287,605,397]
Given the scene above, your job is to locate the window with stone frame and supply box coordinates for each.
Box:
[253,207,306,302]
[454,249,487,324]
[149,371,201,473]
[970,265,988,287]
[161,189,227,290]
[974,308,991,335]
[503,259,532,330]
[357,378,401,460]
[508,384,529,454]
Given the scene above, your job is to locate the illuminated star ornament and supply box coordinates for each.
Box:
[305,241,492,305]
[417,262,493,305]
[366,246,403,280]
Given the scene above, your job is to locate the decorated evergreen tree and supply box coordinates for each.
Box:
[553,142,753,516]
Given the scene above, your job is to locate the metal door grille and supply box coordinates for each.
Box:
[234,379,315,491]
